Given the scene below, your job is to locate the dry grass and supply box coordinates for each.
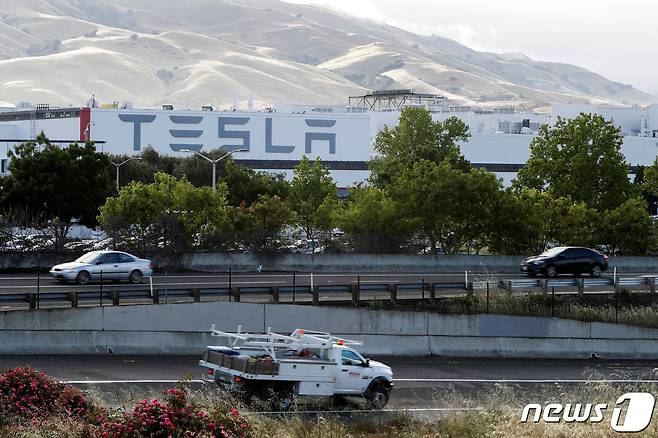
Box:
[458,292,658,328]
[5,378,658,437]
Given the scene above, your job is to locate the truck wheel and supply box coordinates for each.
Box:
[365,382,390,409]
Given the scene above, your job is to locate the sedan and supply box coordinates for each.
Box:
[50,251,154,284]
[520,246,609,278]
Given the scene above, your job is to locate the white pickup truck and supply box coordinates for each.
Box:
[199,326,393,410]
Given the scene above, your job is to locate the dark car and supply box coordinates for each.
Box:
[520,247,609,278]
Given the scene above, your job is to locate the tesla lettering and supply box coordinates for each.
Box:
[219,117,250,152]
[118,114,156,151]
[118,114,339,154]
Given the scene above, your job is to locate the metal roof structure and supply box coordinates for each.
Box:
[349,89,445,111]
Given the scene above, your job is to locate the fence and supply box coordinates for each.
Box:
[1,275,656,312]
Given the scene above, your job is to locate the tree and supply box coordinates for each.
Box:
[510,190,600,252]
[638,160,658,215]
[335,187,412,253]
[98,173,232,254]
[515,113,632,211]
[370,107,471,188]
[113,146,178,186]
[233,195,292,253]
[597,198,654,255]
[483,189,543,255]
[0,133,112,249]
[289,157,338,241]
[392,161,503,254]
[221,161,290,207]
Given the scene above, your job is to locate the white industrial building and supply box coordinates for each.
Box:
[0,91,657,187]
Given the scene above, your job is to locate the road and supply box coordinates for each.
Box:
[2,355,657,411]
[0,270,628,308]
[0,270,628,294]
[0,271,521,292]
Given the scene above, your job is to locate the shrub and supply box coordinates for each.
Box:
[0,367,104,428]
[102,387,250,438]
[0,367,64,418]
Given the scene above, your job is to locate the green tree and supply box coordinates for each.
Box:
[112,146,177,187]
[515,113,632,211]
[511,190,599,252]
[99,173,232,254]
[233,195,292,252]
[639,159,658,215]
[393,161,503,254]
[290,157,338,241]
[484,189,544,255]
[370,107,471,188]
[222,161,290,207]
[597,198,654,255]
[0,133,112,249]
[335,187,412,253]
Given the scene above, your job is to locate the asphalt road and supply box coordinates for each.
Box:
[2,355,658,411]
[0,270,628,308]
[0,270,621,294]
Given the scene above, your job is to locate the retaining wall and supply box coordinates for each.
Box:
[3,302,658,359]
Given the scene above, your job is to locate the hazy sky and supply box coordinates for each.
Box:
[283,0,658,96]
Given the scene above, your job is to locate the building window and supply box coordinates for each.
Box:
[1,159,7,174]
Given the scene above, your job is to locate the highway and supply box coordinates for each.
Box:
[0,271,523,292]
[1,355,657,411]
[0,270,628,309]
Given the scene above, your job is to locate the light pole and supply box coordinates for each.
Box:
[180,149,247,191]
[111,157,142,192]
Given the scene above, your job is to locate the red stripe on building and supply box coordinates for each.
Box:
[80,107,91,141]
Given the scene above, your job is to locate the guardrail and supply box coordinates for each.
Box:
[1,275,656,311]
[492,276,657,296]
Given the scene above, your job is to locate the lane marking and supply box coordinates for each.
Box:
[63,378,658,385]
[395,378,658,383]
[0,281,287,291]
[0,273,532,281]
[65,379,204,384]
[252,407,489,414]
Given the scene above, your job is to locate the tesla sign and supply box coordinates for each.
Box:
[91,111,370,161]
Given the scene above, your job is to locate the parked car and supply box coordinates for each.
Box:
[50,250,154,284]
[520,246,608,278]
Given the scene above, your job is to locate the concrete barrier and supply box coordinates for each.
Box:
[2,252,658,274]
[3,302,658,359]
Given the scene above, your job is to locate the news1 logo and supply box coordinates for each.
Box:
[521,392,655,432]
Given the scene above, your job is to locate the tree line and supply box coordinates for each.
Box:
[0,108,657,256]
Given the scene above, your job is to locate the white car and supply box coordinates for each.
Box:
[50,250,153,285]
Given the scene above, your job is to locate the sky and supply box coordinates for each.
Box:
[283,0,658,96]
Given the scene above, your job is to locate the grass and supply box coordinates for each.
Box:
[370,290,658,329]
[6,376,658,437]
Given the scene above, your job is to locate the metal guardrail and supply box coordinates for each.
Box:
[583,278,614,287]
[617,278,646,287]
[500,276,655,295]
[1,275,657,311]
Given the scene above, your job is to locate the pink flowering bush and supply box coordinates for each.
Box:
[0,368,251,438]
[0,367,104,426]
[102,387,251,438]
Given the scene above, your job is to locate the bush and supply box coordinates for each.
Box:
[0,367,66,418]
[102,387,250,438]
[0,366,104,437]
